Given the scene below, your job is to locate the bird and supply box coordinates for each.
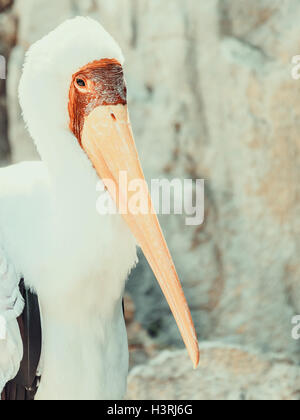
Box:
[0,17,199,400]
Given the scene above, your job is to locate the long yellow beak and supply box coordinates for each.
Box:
[82,104,199,368]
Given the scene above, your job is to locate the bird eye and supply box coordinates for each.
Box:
[76,78,86,87]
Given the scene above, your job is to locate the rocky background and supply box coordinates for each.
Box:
[0,0,300,400]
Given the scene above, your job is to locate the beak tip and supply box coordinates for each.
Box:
[192,349,200,370]
[188,339,200,369]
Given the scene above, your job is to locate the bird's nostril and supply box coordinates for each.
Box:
[111,113,116,121]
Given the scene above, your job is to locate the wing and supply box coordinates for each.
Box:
[0,246,24,396]
[0,162,50,398]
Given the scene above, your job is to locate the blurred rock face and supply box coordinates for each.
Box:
[127,342,300,400]
[0,0,15,165]
[1,0,300,398]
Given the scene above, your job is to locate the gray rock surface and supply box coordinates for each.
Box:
[0,0,300,399]
[0,2,15,165]
[127,342,300,400]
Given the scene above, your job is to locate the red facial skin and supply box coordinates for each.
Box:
[68,59,127,145]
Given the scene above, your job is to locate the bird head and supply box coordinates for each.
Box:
[19,17,199,368]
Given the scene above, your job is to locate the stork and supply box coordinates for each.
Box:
[0,17,199,400]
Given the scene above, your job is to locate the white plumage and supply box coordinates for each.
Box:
[0,17,137,400]
[0,246,24,392]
